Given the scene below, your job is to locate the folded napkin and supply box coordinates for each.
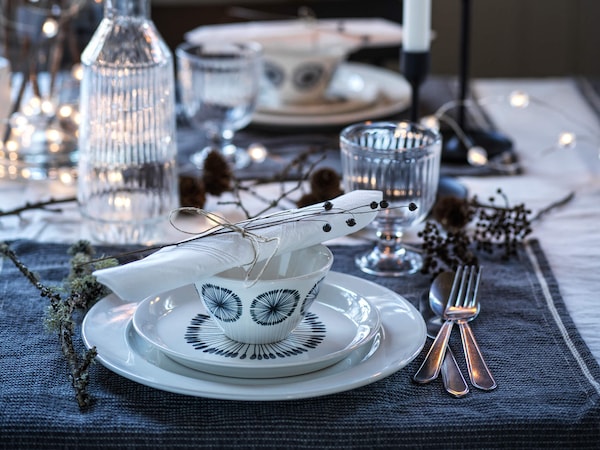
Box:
[94,190,382,302]
[184,18,403,52]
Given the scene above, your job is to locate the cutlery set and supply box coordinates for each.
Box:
[413,266,496,397]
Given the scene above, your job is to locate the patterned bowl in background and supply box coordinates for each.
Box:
[261,35,349,105]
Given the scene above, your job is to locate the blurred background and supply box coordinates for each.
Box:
[150,0,600,78]
[2,0,597,78]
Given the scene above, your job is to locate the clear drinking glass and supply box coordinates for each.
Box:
[176,41,262,169]
[340,121,442,276]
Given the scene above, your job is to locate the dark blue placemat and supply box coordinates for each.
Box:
[1,239,600,449]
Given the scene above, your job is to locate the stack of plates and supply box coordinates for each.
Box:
[253,62,411,128]
[82,272,426,400]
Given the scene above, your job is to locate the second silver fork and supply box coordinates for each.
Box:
[456,266,497,390]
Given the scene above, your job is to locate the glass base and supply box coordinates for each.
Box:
[355,245,423,277]
[191,144,251,170]
[81,216,164,245]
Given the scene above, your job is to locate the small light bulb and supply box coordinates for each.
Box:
[467,146,488,166]
[557,132,576,149]
[420,115,440,132]
[71,63,83,81]
[509,91,530,109]
[247,143,268,163]
[22,97,42,117]
[41,99,55,116]
[59,171,75,185]
[42,18,59,38]
[45,127,63,144]
[58,105,74,119]
[9,113,28,130]
[5,140,18,152]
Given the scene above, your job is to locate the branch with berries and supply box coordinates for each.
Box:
[418,189,533,276]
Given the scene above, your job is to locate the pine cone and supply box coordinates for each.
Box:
[203,151,233,196]
[179,175,206,209]
[310,167,342,198]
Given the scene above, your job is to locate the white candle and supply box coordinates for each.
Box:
[402,0,432,52]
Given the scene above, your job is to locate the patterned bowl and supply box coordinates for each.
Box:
[261,37,348,105]
[194,244,334,344]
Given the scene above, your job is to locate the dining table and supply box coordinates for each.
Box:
[1,65,600,449]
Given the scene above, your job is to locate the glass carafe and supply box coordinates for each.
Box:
[77,0,178,244]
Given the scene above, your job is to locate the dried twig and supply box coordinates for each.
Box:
[0,241,117,409]
[0,197,76,218]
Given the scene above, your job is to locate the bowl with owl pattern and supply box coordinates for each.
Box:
[194,244,334,344]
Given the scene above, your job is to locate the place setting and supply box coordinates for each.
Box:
[183,16,412,130]
[81,190,427,400]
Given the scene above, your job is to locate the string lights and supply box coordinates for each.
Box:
[421,90,600,170]
[0,0,89,183]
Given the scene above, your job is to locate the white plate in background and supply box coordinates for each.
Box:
[252,62,411,128]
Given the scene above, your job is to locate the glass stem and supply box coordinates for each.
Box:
[375,228,405,254]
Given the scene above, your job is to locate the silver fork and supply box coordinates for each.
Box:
[456,266,497,390]
[413,267,478,384]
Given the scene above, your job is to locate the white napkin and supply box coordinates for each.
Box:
[94,190,382,302]
[184,18,403,52]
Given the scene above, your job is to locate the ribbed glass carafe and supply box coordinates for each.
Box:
[77,0,178,244]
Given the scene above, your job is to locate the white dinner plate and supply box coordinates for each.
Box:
[252,62,411,128]
[132,281,381,378]
[82,271,426,401]
[257,69,380,117]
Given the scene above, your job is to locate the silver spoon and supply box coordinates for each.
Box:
[416,284,469,398]
[431,271,497,390]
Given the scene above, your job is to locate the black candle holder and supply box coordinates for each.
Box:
[442,0,513,164]
[401,51,430,123]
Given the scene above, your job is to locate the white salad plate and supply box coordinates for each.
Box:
[252,62,411,128]
[132,281,382,378]
[82,271,426,401]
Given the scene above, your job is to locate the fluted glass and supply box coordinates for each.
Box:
[176,41,262,169]
[341,121,441,276]
[77,0,178,244]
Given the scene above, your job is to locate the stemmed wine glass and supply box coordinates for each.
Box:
[340,121,442,276]
[176,41,263,169]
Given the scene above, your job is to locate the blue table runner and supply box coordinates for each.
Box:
[1,239,599,449]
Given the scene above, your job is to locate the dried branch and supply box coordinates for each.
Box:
[0,241,117,409]
[0,197,76,218]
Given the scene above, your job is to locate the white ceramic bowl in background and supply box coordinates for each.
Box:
[194,244,334,344]
[261,34,349,105]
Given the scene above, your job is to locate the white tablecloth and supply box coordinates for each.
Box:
[1,78,599,363]
[470,78,600,362]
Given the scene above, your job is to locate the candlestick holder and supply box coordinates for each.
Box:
[401,51,430,123]
[441,0,513,164]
